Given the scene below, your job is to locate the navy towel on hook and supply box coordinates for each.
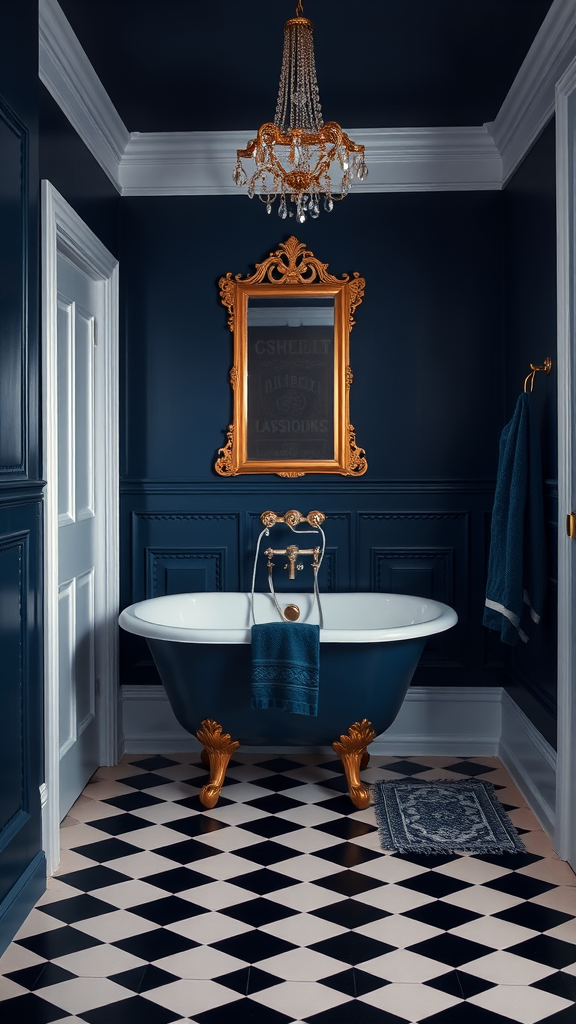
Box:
[483,392,546,645]
[251,621,320,716]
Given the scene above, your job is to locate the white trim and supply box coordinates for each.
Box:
[38,0,128,192]
[121,684,502,757]
[499,690,557,837]
[119,126,502,196]
[490,0,576,184]
[555,56,576,868]
[42,181,120,876]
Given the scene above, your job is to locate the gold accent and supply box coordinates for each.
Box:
[332,719,376,809]
[260,509,326,529]
[567,512,576,539]
[214,240,367,476]
[524,357,552,393]
[196,719,240,809]
[214,424,235,476]
[284,603,301,621]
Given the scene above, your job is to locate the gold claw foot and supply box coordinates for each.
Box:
[332,719,376,809]
[196,719,240,809]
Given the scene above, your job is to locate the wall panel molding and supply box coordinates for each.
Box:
[147,547,226,597]
[500,689,556,836]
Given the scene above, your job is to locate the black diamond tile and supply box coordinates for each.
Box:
[130,895,204,925]
[69,837,142,862]
[427,968,494,998]
[396,872,471,899]
[233,840,296,867]
[195,998,292,1024]
[245,792,304,814]
[55,865,131,891]
[118,772,178,790]
[103,792,163,812]
[315,817,377,841]
[408,933,495,967]
[313,898,389,930]
[506,934,576,968]
[81,813,151,836]
[239,816,302,839]
[311,932,395,965]
[223,897,298,928]
[306,1001,407,1024]
[448,760,497,777]
[157,835,221,862]
[385,759,431,775]
[156,813,228,838]
[494,902,573,932]
[316,759,345,773]
[109,964,179,993]
[0,993,71,1024]
[405,899,478,931]
[318,794,369,816]
[321,967,387,996]
[154,838,223,865]
[321,774,355,794]
[255,774,305,793]
[316,842,380,869]
[317,869,382,897]
[214,965,283,995]
[80,995,179,1024]
[255,757,304,773]
[5,962,77,991]
[130,756,179,770]
[39,894,116,923]
[533,971,576,1002]
[17,926,101,959]
[418,1002,512,1023]
[142,865,209,893]
[173,793,233,811]
[214,930,295,964]
[485,872,555,900]
[395,852,460,868]
[113,928,197,961]
[537,1009,576,1024]
[229,867,298,895]
[475,851,541,870]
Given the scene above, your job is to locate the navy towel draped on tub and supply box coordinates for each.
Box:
[251,621,320,716]
[483,392,546,645]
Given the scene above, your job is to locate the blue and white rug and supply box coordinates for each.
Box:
[372,778,526,854]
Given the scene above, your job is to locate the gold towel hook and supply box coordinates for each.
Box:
[524,357,552,393]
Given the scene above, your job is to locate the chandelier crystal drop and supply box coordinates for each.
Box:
[233,1,367,221]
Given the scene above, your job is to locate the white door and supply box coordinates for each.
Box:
[56,253,105,818]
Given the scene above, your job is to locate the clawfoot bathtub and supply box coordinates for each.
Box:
[119,592,457,808]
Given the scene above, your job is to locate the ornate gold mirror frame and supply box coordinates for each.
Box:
[214,237,367,477]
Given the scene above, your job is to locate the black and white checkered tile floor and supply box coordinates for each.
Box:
[1,753,576,1024]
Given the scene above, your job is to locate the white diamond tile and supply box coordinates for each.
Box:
[54,849,98,875]
[66,797,123,823]
[71,909,159,942]
[102,850,177,879]
[468,984,573,1024]
[530,886,576,916]
[220,782,275,803]
[92,763,147,780]
[260,912,347,946]
[276,804,344,827]
[358,948,451,983]
[282,766,340,784]
[357,914,443,948]
[128,802,198,825]
[522,830,559,859]
[143,979,242,1016]
[441,884,524,915]
[225,764,275,783]
[38,977,132,1014]
[460,950,556,985]
[178,880,257,911]
[154,945,246,979]
[251,979,350,1016]
[275,828,343,855]
[88,878,168,909]
[0,943,46,973]
[507,807,542,831]
[59,823,110,850]
[36,878,84,906]
[110,823,191,850]
[449,915,538,949]
[265,881,346,913]
[13,909,67,940]
[53,943,146,977]
[165,911,251,944]
[141,782,200,802]
[268,853,335,883]
[433,857,512,884]
[202,803,268,826]
[256,946,347,981]
[0,976,29,1001]
[154,763,204,781]
[82,781,136,802]
[355,883,436,915]
[193,826,270,853]
[518,858,576,886]
[354,855,429,884]
[188,852,260,880]
[545,919,576,944]
[360,981,462,1020]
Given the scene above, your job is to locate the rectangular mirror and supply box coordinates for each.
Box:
[215,238,367,477]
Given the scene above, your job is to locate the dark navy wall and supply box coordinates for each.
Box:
[0,0,45,956]
[39,86,120,259]
[120,191,506,690]
[503,120,558,747]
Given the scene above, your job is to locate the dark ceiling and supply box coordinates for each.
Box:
[57,0,555,132]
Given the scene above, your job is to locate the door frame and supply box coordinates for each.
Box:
[41,181,120,876]
[555,57,576,868]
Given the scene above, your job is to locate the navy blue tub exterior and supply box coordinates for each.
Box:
[147,635,427,746]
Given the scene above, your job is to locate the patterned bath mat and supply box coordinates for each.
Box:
[372,778,526,855]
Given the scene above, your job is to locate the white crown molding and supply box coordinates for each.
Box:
[39,0,576,196]
[489,0,576,184]
[119,126,502,195]
[38,0,128,192]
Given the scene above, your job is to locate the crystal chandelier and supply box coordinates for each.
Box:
[233,1,368,222]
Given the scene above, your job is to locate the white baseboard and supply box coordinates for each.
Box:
[121,684,502,756]
[499,690,557,836]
